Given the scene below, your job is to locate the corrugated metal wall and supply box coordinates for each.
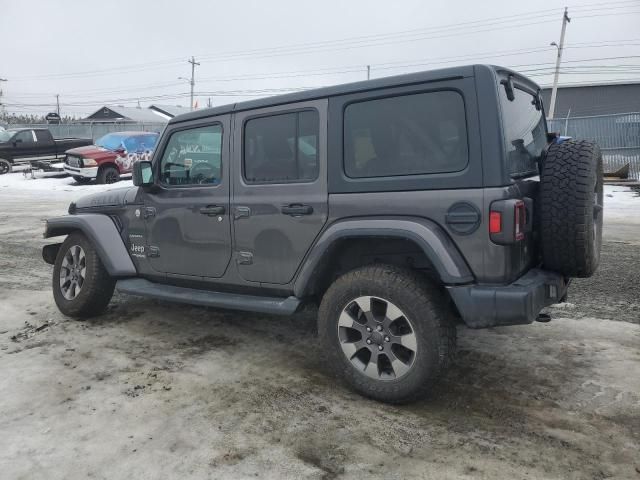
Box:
[541,83,640,118]
[548,112,640,179]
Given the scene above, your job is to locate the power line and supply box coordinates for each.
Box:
[13,3,640,82]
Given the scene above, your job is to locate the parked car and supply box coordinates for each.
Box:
[42,65,603,403]
[63,131,159,184]
[0,128,92,175]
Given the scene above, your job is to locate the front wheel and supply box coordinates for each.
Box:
[52,232,115,318]
[318,264,456,404]
[97,165,120,184]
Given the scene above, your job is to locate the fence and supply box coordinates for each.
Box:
[548,112,640,180]
[9,122,167,141]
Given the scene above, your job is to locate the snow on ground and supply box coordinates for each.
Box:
[0,172,133,200]
[604,184,639,222]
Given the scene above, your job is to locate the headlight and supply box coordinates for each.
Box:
[82,157,98,167]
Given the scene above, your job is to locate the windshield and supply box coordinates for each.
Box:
[500,85,547,179]
[0,130,14,142]
[96,133,158,152]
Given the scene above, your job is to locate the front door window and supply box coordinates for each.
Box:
[159,125,222,186]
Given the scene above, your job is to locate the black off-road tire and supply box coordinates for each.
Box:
[52,232,115,318]
[73,175,92,184]
[0,158,12,175]
[539,140,603,277]
[318,264,456,404]
[97,165,120,184]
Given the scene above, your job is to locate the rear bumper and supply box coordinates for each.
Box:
[63,165,98,178]
[447,268,568,328]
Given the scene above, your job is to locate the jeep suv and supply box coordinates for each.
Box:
[42,65,603,403]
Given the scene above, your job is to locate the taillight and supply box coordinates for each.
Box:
[490,198,530,244]
[489,211,502,234]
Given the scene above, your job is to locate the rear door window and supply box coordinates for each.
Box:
[343,91,468,178]
[35,130,50,142]
[500,86,547,178]
[243,110,319,184]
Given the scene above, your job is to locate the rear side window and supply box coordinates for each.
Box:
[35,130,50,142]
[243,110,319,184]
[343,91,468,178]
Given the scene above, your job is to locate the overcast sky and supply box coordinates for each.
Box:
[1,0,639,117]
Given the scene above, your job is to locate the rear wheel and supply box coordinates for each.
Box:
[97,165,120,184]
[52,232,115,318]
[0,159,12,175]
[539,140,603,277]
[318,264,456,404]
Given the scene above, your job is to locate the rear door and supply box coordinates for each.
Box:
[143,116,232,278]
[232,100,328,285]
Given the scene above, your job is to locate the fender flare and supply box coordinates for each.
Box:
[44,214,136,277]
[293,217,474,297]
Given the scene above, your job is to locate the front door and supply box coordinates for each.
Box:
[13,130,39,161]
[143,117,232,278]
[232,100,328,285]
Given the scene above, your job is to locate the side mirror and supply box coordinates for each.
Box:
[133,160,154,187]
[13,138,22,146]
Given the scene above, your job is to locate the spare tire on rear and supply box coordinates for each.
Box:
[539,140,603,278]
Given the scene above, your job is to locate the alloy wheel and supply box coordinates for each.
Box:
[337,296,417,380]
[59,245,86,300]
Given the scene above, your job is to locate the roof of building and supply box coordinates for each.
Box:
[84,105,166,123]
[540,79,640,90]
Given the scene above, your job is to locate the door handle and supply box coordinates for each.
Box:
[281,204,313,216]
[199,205,226,216]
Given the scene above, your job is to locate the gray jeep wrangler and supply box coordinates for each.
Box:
[42,65,603,403]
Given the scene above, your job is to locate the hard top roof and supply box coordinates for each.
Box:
[170,64,510,125]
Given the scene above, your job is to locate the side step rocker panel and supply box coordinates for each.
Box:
[116,278,301,316]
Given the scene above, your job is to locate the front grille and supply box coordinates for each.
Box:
[66,156,81,168]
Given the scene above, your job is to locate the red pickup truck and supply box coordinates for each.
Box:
[64,131,159,184]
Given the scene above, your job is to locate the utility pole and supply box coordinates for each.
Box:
[548,7,570,120]
[188,56,200,111]
[366,65,371,80]
[56,94,60,116]
[0,78,7,121]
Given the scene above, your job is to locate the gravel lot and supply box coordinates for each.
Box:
[0,175,639,480]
